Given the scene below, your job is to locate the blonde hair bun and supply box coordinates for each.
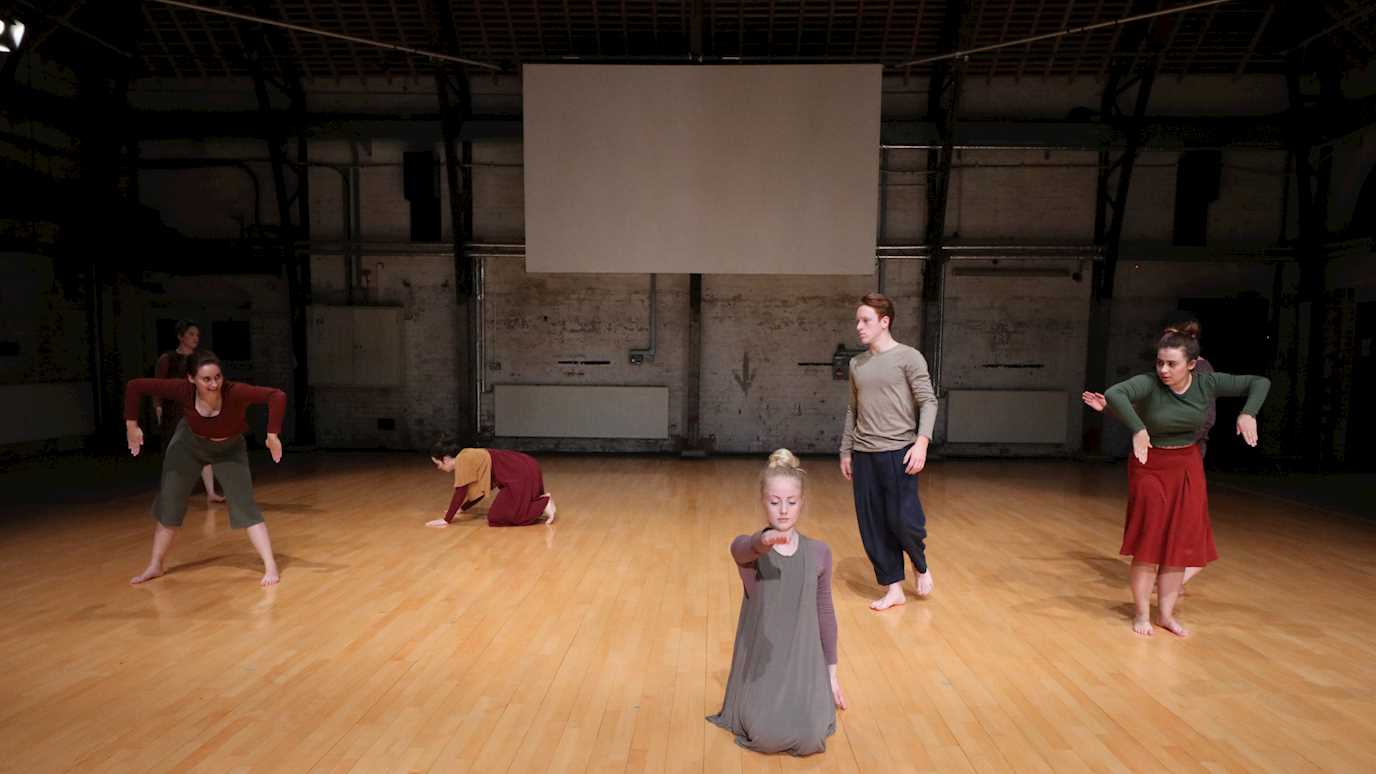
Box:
[767,448,801,470]
[760,448,807,493]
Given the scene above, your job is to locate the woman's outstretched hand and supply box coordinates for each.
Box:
[760,529,791,547]
[1081,391,1107,412]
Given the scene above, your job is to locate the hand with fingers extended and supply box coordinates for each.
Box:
[1236,414,1259,447]
[1132,429,1152,464]
[1081,391,1107,412]
[126,421,144,457]
[839,455,852,481]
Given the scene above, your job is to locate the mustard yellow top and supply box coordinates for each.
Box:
[453,448,492,504]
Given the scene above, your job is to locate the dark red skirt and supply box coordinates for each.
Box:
[487,449,550,527]
[1121,444,1218,567]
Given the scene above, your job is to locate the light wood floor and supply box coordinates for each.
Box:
[2,453,1374,773]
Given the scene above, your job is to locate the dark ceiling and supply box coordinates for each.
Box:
[1,0,1371,82]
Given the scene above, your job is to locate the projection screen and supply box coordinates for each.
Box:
[523,64,882,275]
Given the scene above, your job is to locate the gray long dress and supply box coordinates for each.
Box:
[707,534,836,756]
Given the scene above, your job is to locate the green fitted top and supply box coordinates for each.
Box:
[1105,371,1270,448]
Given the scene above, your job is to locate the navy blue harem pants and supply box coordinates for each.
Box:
[852,445,928,586]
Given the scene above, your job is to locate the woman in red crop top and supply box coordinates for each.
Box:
[123,351,288,587]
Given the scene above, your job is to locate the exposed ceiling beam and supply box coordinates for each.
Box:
[144,0,500,70]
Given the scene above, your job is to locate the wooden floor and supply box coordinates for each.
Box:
[2,452,1374,773]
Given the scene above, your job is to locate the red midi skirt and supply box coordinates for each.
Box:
[1120,444,1218,567]
[487,449,551,527]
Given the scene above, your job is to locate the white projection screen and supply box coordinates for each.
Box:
[523,64,882,274]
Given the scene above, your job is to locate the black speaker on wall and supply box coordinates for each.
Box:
[403,150,441,241]
[1174,150,1222,246]
[403,151,436,202]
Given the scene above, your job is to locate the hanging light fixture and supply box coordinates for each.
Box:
[0,19,24,53]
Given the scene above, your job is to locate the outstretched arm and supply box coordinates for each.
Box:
[729,530,791,598]
[231,384,289,435]
[1081,391,1122,419]
[1209,373,1271,413]
[1209,372,1271,447]
[427,484,473,527]
[125,378,190,422]
[124,379,189,456]
[730,530,777,566]
[1103,374,1155,434]
[1105,375,1157,464]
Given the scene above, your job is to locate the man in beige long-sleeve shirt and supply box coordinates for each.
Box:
[839,292,938,610]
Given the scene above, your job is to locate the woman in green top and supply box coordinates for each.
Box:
[1084,320,1216,591]
[1104,322,1270,638]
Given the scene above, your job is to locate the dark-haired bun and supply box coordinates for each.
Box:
[1163,321,1201,339]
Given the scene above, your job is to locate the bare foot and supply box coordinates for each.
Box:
[207,492,226,504]
[261,569,280,587]
[1157,617,1190,637]
[870,585,906,611]
[915,570,934,598]
[130,565,165,585]
[1132,616,1153,637]
[542,496,557,524]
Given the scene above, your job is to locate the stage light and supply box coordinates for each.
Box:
[0,20,24,53]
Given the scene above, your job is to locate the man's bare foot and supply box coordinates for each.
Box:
[915,570,934,598]
[261,569,280,587]
[870,585,906,611]
[1132,616,1153,637]
[207,492,226,504]
[542,496,557,524]
[1156,617,1190,637]
[130,565,165,585]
